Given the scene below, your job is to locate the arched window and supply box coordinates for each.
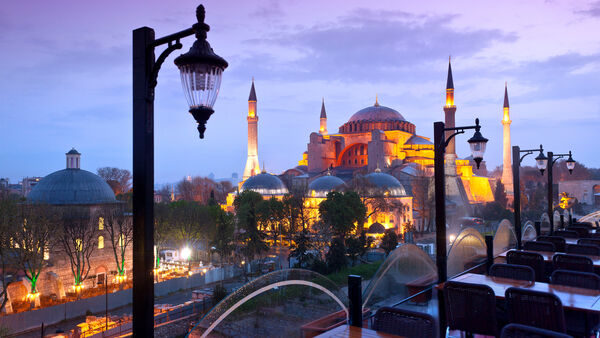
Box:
[98,236,104,249]
[98,217,104,230]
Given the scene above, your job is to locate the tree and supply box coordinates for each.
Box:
[319,191,366,239]
[169,201,213,270]
[211,208,235,268]
[102,206,133,280]
[349,175,393,232]
[176,176,220,204]
[97,167,132,196]
[326,237,346,273]
[381,229,398,256]
[56,208,98,297]
[154,203,172,269]
[13,204,56,296]
[234,190,268,277]
[345,236,362,266]
[257,197,286,247]
[0,197,18,311]
[410,165,434,232]
[289,229,314,268]
[493,180,508,209]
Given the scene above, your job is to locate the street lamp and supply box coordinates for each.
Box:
[132,4,227,336]
[546,150,575,233]
[434,118,488,284]
[512,144,545,249]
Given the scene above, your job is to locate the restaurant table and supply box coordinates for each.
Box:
[452,273,600,312]
[315,325,403,338]
[498,249,600,267]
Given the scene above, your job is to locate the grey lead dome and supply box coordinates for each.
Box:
[347,104,406,123]
[28,169,117,205]
[241,172,288,196]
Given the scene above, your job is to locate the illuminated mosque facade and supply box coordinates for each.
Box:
[226,60,497,236]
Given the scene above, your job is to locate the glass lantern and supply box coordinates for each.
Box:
[535,147,548,175]
[467,118,488,169]
[174,5,228,139]
[566,152,576,174]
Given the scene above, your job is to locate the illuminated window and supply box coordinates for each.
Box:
[119,235,124,247]
[75,239,82,251]
[98,236,104,249]
[44,246,50,260]
[98,217,104,230]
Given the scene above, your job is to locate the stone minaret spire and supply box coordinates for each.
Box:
[243,79,260,180]
[319,98,328,135]
[501,82,514,196]
[444,56,457,155]
[66,148,81,169]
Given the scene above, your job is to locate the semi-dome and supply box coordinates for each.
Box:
[307,174,346,198]
[241,172,288,196]
[367,222,386,234]
[364,171,408,197]
[28,169,117,205]
[28,149,117,205]
[348,102,406,123]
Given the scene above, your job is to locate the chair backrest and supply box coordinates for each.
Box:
[489,263,535,282]
[372,307,437,338]
[554,230,579,239]
[578,238,600,248]
[566,243,600,256]
[443,281,497,336]
[505,287,566,333]
[523,241,555,252]
[550,269,600,290]
[536,236,566,252]
[568,226,590,238]
[506,251,545,282]
[501,323,572,338]
[552,253,594,273]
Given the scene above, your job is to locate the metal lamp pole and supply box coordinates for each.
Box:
[434,118,487,283]
[132,5,227,336]
[546,151,575,234]
[512,145,546,249]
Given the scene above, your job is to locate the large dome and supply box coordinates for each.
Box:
[308,175,346,198]
[28,169,117,205]
[348,103,406,123]
[241,173,288,196]
[364,171,408,197]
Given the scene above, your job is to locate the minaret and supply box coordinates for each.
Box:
[243,79,260,180]
[501,83,514,196]
[319,98,328,135]
[443,57,458,177]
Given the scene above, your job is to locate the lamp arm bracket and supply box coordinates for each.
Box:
[443,130,465,148]
[149,40,183,91]
[552,154,568,166]
[519,151,533,164]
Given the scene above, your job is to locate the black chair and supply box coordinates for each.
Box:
[551,270,600,337]
[443,281,498,337]
[500,323,572,338]
[566,243,600,256]
[578,238,600,248]
[551,269,600,290]
[506,251,545,282]
[567,226,590,238]
[372,307,436,338]
[552,253,593,273]
[554,230,579,239]
[537,236,567,252]
[505,287,566,333]
[490,263,535,282]
[524,241,556,252]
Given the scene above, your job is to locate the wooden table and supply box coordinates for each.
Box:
[452,273,600,312]
[315,325,402,337]
[498,249,600,267]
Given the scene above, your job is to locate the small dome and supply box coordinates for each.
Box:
[348,103,406,123]
[28,169,117,205]
[405,135,432,145]
[308,175,346,198]
[241,173,288,196]
[367,222,386,234]
[364,171,407,197]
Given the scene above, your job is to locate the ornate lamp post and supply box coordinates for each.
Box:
[132,4,227,336]
[547,150,575,233]
[434,118,488,284]
[512,145,547,249]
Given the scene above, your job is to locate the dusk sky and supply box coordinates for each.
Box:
[1,0,600,184]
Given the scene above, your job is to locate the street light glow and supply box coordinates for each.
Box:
[181,247,192,260]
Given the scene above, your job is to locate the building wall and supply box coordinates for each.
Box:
[559,180,600,206]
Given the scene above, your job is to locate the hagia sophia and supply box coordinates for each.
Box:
[225,59,510,237]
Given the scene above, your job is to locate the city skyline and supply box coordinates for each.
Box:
[1,0,600,183]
